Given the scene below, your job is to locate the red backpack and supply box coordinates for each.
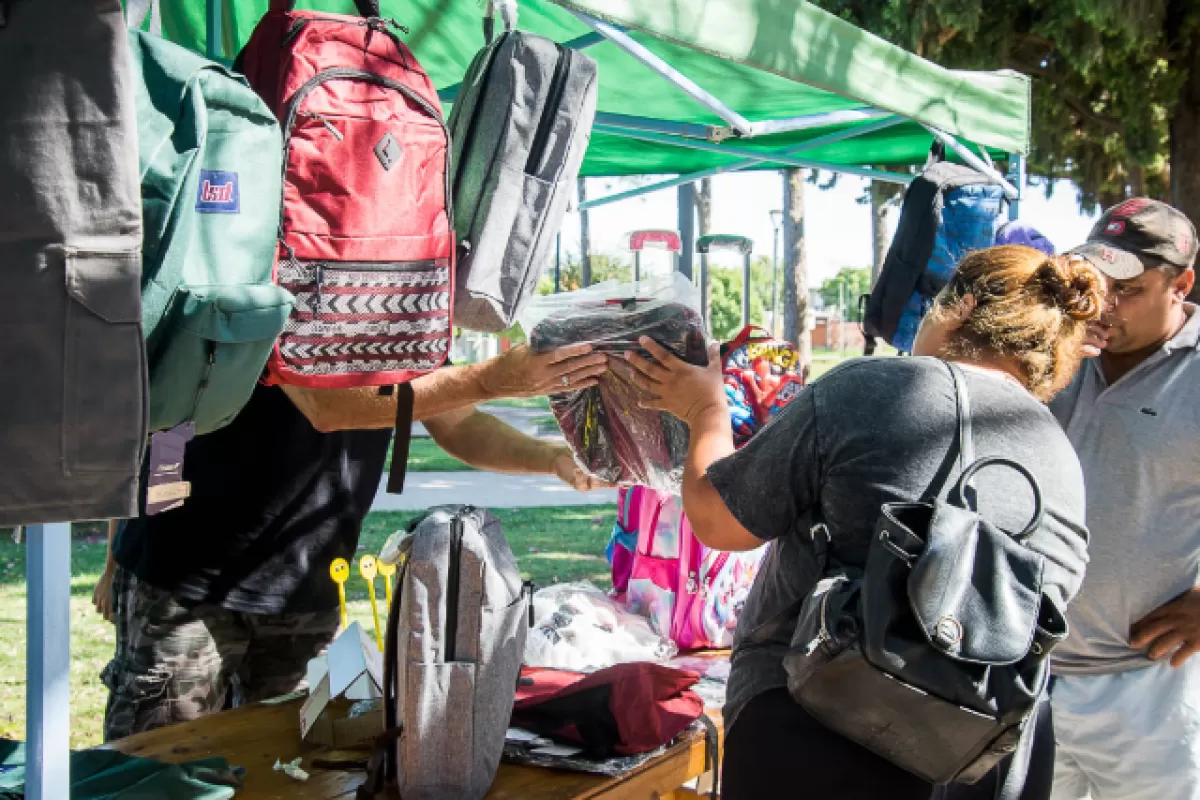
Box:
[238,0,454,388]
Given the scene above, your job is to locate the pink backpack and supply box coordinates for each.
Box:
[618,487,767,651]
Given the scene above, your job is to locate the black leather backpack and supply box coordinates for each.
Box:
[783,363,1068,796]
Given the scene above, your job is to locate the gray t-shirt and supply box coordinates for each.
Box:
[1048,306,1200,675]
[707,357,1090,732]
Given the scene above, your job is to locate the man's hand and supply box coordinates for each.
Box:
[93,563,116,623]
[1131,588,1200,667]
[477,344,608,399]
[550,448,612,492]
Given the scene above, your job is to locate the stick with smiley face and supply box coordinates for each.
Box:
[329,558,350,632]
[359,555,385,652]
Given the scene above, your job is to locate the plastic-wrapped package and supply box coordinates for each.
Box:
[522,274,708,492]
[524,581,677,671]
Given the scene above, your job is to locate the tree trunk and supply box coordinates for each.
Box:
[578,178,592,287]
[870,182,892,287]
[1171,33,1200,302]
[782,169,812,378]
[697,178,713,325]
[1129,164,1147,198]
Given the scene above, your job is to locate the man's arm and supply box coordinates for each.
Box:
[424,405,608,492]
[283,343,608,433]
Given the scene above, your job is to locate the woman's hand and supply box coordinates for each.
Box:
[623,338,727,426]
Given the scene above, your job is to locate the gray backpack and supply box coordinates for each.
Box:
[448,31,599,332]
[360,506,532,800]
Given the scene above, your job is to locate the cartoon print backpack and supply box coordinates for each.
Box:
[620,489,766,651]
[720,325,805,446]
[238,0,455,388]
[606,325,805,621]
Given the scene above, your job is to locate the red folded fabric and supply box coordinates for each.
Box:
[512,663,705,756]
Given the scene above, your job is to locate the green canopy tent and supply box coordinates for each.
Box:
[23,3,1031,797]
[152,0,1028,190]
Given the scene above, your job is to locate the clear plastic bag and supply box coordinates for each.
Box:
[524,581,677,671]
[522,274,708,492]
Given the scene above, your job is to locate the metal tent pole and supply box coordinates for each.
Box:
[570,12,753,136]
[579,115,910,211]
[1006,155,1025,221]
[26,522,71,800]
[924,126,1020,199]
[742,253,751,328]
[206,0,222,61]
[554,233,561,293]
[678,184,696,281]
[634,251,641,283]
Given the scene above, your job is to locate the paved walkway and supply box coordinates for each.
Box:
[371,471,617,511]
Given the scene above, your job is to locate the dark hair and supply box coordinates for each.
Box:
[931,246,1105,401]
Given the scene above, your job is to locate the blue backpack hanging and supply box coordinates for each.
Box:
[864,150,1005,353]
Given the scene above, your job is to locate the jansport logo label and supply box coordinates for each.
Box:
[196,170,240,213]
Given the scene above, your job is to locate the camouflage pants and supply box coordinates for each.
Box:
[101,567,340,742]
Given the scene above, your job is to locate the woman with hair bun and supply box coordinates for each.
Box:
[622,246,1105,799]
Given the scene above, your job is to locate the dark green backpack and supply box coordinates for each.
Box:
[129,28,293,435]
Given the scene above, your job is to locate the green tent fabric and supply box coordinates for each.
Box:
[0,740,243,799]
[140,0,1028,179]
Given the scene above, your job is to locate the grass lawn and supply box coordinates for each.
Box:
[0,505,616,749]
[397,436,474,472]
[481,397,551,410]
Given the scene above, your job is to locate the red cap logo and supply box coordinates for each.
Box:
[1176,230,1193,256]
[1110,198,1153,219]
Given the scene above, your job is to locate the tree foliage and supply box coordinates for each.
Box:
[819,267,873,322]
[814,0,1200,214]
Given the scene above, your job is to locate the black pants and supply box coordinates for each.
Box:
[722,688,1055,800]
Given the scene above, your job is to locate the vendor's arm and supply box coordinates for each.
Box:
[283,343,608,432]
[424,405,609,492]
[625,337,818,553]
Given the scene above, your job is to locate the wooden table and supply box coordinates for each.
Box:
[106,697,721,800]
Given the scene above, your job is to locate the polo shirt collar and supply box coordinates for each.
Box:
[1163,303,1199,354]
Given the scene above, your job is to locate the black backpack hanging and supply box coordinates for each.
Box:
[863,146,1002,352]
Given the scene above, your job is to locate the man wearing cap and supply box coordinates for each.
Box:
[1049,198,1200,799]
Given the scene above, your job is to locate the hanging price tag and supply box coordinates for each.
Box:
[145,422,195,515]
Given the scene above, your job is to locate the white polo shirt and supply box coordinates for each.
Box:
[1049,304,1200,674]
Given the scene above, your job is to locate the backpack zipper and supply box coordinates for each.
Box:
[313,264,325,318]
[297,258,451,273]
[278,67,453,246]
[807,586,837,655]
[524,45,572,176]
[444,510,466,662]
[523,580,536,628]
[301,111,344,141]
[452,33,508,254]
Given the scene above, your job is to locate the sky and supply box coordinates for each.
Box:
[553,171,1100,285]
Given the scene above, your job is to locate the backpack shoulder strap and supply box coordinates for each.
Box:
[920,362,974,503]
[385,383,415,495]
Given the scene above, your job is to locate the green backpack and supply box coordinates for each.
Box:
[129,29,294,436]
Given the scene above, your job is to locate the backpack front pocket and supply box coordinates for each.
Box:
[148,283,293,434]
[783,571,862,694]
